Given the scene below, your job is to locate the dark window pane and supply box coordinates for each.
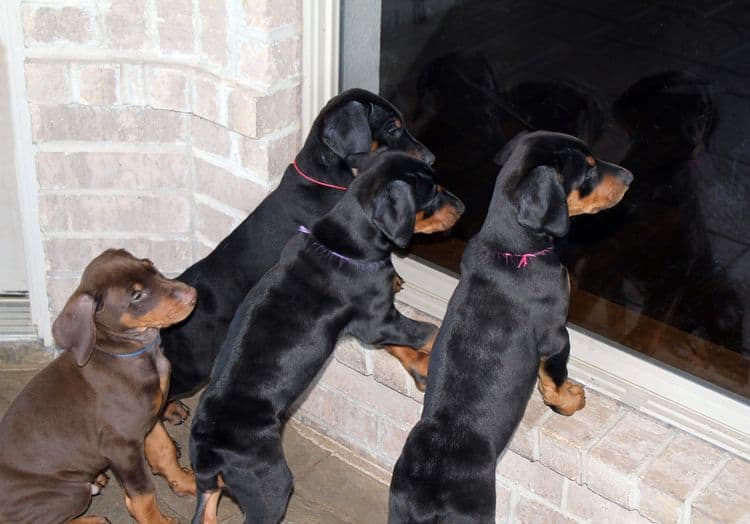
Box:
[371,0,750,398]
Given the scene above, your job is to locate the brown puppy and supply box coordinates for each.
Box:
[0,249,197,524]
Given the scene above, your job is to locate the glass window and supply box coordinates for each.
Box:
[342,0,750,399]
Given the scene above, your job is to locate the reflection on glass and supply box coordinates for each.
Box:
[378,0,750,397]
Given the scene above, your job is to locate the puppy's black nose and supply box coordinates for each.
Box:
[599,160,634,186]
[443,189,465,217]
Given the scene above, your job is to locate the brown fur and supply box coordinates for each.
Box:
[0,249,196,524]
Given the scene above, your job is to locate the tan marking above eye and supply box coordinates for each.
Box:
[132,283,144,292]
[585,155,596,167]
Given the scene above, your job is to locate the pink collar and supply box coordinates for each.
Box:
[499,247,553,268]
[293,160,348,191]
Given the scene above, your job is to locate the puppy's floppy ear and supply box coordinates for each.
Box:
[493,130,529,166]
[322,100,372,158]
[515,165,569,237]
[372,179,416,249]
[52,292,97,367]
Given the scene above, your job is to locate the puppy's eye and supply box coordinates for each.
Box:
[131,289,146,303]
[386,121,402,137]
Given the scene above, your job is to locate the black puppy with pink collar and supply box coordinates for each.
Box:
[189,151,463,524]
[389,132,632,523]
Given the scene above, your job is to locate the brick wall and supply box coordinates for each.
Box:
[19,0,301,319]
[292,304,750,523]
[14,2,749,521]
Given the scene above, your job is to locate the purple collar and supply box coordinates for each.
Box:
[298,225,390,271]
[499,247,554,268]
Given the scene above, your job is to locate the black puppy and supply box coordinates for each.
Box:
[189,151,463,524]
[161,89,436,415]
[388,131,632,523]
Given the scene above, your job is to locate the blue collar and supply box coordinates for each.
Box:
[108,334,161,358]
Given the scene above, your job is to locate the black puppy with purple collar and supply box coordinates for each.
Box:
[189,151,464,524]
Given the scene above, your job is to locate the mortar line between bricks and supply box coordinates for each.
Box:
[192,148,271,188]
[193,192,252,221]
[40,188,193,197]
[35,141,189,153]
[532,405,555,461]
[317,381,418,430]
[195,231,218,252]
[580,407,627,486]
[497,476,583,523]
[287,419,392,486]
[45,231,192,241]
[681,454,732,524]
[560,478,570,513]
[240,23,301,43]
[503,481,520,524]
[630,430,678,511]
[24,47,301,94]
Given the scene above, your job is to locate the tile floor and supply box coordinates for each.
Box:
[0,341,389,523]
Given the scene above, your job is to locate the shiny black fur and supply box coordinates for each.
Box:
[189,152,458,524]
[162,89,433,401]
[388,132,633,523]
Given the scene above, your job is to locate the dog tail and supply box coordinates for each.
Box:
[388,418,497,524]
[388,419,443,524]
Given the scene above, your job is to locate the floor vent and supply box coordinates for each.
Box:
[0,293,37,341]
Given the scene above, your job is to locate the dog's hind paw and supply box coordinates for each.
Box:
[162,400,190,425]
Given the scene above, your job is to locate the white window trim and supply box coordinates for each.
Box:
[302,1,750,460]
[1,0,52,345]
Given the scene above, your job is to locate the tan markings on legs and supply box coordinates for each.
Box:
[90,472,109,495]
[162,400,189,425]
[124,491,176,524]
[537,363,586,416]
[145,421,196,496]
[386,345,431,391]
[200,490,222,524]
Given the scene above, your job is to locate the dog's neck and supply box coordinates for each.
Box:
[294,137,354,191]
[95,327,160,357]
[481,194,552,254]
[309,201,394,263]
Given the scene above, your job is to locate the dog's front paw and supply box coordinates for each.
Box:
[162,400,190,425]
[538,377,586,416]
[393,273,405,294]
[555,381,586,416]
[169,467,196,496]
